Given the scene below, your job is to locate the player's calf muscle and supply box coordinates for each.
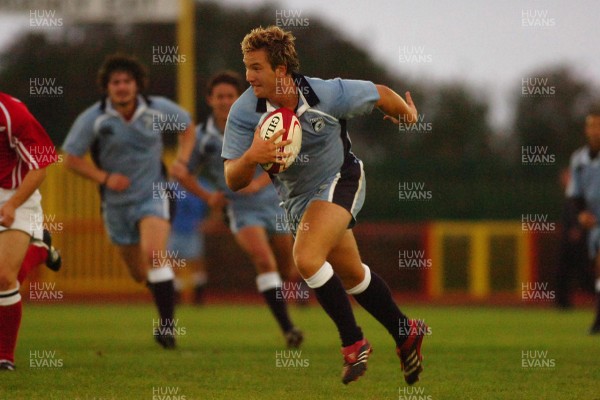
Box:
[126,263,146,283]
[247,249,276,272]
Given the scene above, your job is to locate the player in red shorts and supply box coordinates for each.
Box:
[0,92,61,371]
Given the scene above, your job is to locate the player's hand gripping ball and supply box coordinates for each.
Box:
[259,108,302,174]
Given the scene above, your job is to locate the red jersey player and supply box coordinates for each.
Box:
[0,92,61,371]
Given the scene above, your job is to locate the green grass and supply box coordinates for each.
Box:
[2,304,599,400]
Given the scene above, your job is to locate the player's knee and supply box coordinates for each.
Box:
[0,270,17,291]
[278,262,296,281]
[293,250,325,279]
[337,268,365,290]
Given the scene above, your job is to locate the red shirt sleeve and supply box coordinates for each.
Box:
[10,97,57,170]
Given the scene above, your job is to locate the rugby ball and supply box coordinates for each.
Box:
[259,108,302,174]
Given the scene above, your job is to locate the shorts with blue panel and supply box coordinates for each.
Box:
[226,187,289,235]
[102,196,170,245]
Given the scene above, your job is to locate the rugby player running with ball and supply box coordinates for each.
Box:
[222,26,426,385]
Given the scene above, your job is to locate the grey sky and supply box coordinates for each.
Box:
[221,0,600,128]
[1,0,598,128]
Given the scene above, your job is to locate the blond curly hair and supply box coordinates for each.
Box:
[241,25,300,74]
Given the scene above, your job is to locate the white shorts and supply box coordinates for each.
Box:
[0,187,44,240]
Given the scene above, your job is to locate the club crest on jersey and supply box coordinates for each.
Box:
[309,117,324,132]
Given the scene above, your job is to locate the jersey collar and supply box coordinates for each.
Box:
[105,95,148,123]
[255,73,320,117]
[204,115,223,136]
[578,145,600,165]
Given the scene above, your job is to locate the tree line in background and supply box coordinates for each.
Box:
[0,1,597,221]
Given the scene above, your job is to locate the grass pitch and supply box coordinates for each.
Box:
[2,303,599,399]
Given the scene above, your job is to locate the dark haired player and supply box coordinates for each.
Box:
[566,109,600,334]
[0,92,60,371]
[222,26,426,385]
[63,54,195,349]
[175,71,303,347]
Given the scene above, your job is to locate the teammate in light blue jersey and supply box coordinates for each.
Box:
[222,26,426,385]
[176,71,303,348]
[168,177,211,305]
[62,54,195,349]
[566,109,600,334]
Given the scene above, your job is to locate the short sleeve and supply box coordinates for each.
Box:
[152,97,193,132]
[325,78,380,120]
[62,110,98,157]
[12,104,56,169]
[222,105,255,160]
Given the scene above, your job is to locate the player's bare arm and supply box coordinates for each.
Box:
[237,170,272,195]
[224,127,291,191]
[375,86,417,125]
[64,153,130,191]
[0,168,46,227]
[176,168,228,209]
[169,125,196,179]
[175,170,212,202]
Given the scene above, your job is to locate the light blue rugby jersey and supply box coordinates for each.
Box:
[222,74,380,201]
[189,116,281,206]
[63,95,191,206]
[567,146,600,219]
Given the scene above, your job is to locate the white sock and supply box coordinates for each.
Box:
[147,267,174,283]
[256,272,282,293]
[0,283,21,306]
[346,264,372,295]
[304,262,334,289]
